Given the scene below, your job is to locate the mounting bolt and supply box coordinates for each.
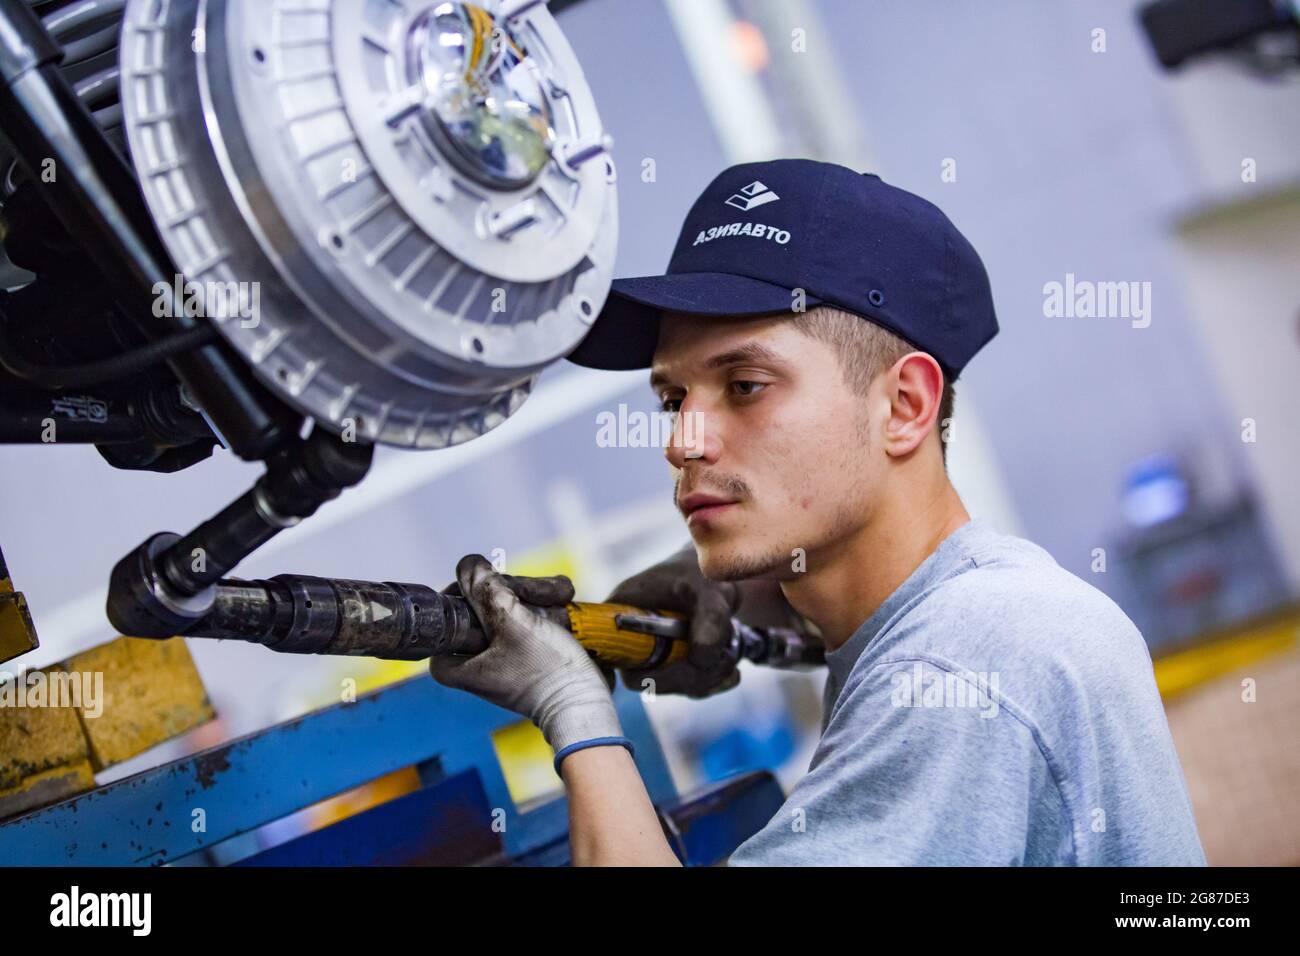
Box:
[488,199,541,238]
[560,134,613,173]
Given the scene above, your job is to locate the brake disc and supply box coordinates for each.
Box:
[120,0,617,448]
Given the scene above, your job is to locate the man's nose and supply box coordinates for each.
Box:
[664,399,716,469]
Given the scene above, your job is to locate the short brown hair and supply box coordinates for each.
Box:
[790,305,955,463]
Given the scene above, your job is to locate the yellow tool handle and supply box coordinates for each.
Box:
[564,601,690,669]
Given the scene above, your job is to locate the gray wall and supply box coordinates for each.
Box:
[806,0,1296,596]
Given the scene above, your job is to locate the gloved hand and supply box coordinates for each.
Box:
[430,554,628,766]
[606,544,743,699]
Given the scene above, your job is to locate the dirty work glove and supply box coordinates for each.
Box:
[606,543,742,699]
[429,554,631,770]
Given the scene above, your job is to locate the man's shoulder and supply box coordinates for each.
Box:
[866,526,1150,681]
[946,529,1137,636]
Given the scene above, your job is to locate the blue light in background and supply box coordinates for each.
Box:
[1122,455,1191,529]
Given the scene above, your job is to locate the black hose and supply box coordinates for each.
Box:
[74,65,118,107]
[0,321,220,389]
[58,22,118,64]
[40,0,126,39]
[41,0,125,125]
[90,100,120,128]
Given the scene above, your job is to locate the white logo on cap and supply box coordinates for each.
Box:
[725,181,780,211]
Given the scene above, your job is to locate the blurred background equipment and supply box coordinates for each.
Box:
[1112,455,1290,648]
[1138,0,1300,73]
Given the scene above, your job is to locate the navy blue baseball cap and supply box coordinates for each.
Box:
[566,159,998,378]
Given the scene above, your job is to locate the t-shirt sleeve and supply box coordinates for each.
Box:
[728,657,1072,866]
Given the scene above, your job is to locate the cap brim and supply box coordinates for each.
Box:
[565,272,821,370]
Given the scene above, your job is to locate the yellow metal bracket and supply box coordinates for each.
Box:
[0,545,39,666]
[0,636,215,820]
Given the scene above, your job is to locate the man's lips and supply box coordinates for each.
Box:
[679,493,740,523]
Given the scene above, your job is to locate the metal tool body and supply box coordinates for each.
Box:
[142,571,824,670]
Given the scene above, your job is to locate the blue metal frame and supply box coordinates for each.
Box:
[234,770,507,866]
[0,676,677,866]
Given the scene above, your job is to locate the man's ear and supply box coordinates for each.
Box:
[882,352,945,458]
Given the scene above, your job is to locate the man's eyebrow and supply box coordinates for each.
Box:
[649,342,788,390]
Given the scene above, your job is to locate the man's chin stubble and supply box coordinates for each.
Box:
[697,501,864,582]
[698,542,793,582]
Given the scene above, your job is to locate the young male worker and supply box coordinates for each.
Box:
[431,159,1206,867]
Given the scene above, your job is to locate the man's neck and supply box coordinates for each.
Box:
[781,474,971,651]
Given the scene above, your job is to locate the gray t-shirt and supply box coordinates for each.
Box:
[729,519,1206,866]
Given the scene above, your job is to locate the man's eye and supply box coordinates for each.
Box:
[660,396,683,414]
[731,380,767,398]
